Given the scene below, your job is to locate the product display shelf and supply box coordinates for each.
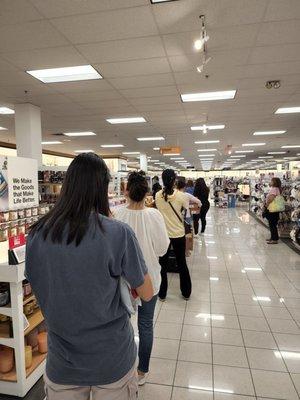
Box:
[0,262,46,396]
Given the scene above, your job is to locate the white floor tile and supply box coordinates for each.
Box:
[213,344,248,368]
[151,338,180,360]
[246,347,287,372]
[242,330,278,349]
[174,361,213,389]
[251,369,299,400]
[213,365,255,396]
[172,387,213,400]
[182,324,211,343]
[212,327,244,346]
[147,358,176,385]
[178,341,212,363]
[154,322,182,340]
[138,383,172,400]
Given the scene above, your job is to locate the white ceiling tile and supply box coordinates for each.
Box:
[64,90,123,102]
[264,0,300,21]
[243,61,300,79]
[256,20,300,46]
[3,46,87,70]
[0,21,68,52]
[48,80,115,94]
[153,0,267,33]
[249,44,300,64]
[128,95,181,105]
[50,6,158,43]
[108,73,174,89]
[0,0,43,26]
[120,85,178,98]
[134,103,183,112]
[76,36,166,63]
[31,0,148,18]
[97,58,171,78]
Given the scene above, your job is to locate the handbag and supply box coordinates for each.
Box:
[168,201,191,235]
[268,195,285,213]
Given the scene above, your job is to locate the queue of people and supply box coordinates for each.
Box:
[25,155,213,400]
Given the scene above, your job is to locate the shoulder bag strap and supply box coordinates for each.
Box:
[168,201,183,223]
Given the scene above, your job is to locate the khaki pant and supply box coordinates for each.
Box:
[44,364,138,400]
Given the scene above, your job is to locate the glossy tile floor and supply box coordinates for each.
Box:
[134,207,300,400]
[1,207,300,399]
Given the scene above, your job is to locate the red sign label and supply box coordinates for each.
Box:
[9,234,26,250]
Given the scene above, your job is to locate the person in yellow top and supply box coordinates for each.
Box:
[155,169,192,301]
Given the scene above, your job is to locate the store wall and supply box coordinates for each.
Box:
[0,147,73,167]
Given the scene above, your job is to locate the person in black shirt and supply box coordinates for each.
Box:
[193,178,210,235]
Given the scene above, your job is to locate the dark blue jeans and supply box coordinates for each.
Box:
[137,295,157,373]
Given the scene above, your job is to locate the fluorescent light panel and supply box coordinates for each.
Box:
[242,143,266,147]
[137,137,164,141]
[197,148,217,152]
[195,140,220,144]
[153,147,160,150]
[191,125,225,131]
[235,150,254,153]
[164,153,180,156]
[27,65,102,83]
[281,145,300,148]
[64,131,96,137]
[151,0,178,3]
[231,155,246,158]
[170,157,184,160]
[253,130,286,136]
[0,127,7,130]
[275,107,300,114]
[106,117,146,124]
[122,152,140,155]
[0,107,14,114]
[181,90,236,102]
[101,144,124,148]
[41,141,62,145]
[74,150,94,153]
[268,151,286,154]
[199,154,215,157]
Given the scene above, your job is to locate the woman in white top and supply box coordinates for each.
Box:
[115,172,169,386]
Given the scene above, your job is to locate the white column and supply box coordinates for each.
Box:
[14,104,42,166]
[140,153,148,173]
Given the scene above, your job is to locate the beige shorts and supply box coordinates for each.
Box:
[44,364,138,400]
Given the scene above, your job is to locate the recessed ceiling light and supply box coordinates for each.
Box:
[106,117,146,124]
[175,160,186,163]
[235,150,254,153]
[41,141,62,145]
[74,150,94,153]
[253,130,286,136]
[164,153,181,156]
[284,156,298,160]
[197,148,217,152]
[122,151,140,155]
[0,107,14,114]
[199,158,214,161]
[27,65,102,83]
[170,157,184,160]
[64,131,96,137]
[181,90,236,102]
[0,127,7,130]
[153,147,160,150]
[242,143,266,147]
[268,151,286,154]
[101,144,124,148]
[195,140,220,144]
[281,145,300,148]
[198,154,215,157]
[191,124,225,131]
[275,107,300,114]
[137,137,164,141]
[230,155,246,158]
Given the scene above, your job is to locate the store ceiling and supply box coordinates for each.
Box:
[0,0,300,170]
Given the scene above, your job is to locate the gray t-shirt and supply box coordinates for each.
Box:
[25,215,147,386]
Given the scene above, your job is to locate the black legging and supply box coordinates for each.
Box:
[193,202,210,234]
[266,211,280,241]
[159,236,192,299]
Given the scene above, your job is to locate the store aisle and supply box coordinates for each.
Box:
[134,207,300,400]
[1,207,300,400]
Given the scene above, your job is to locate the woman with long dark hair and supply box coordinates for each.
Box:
[115,172,169,385]
[193,178,210,235]
[155,169,192,301]
[26,153,153,400]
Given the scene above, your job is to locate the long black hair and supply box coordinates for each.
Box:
[30,153,110,246]
[162,169,176,201]
[194,177,209,199]
[127,171,149,202]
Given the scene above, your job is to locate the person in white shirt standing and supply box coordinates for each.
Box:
[115,172,169,386]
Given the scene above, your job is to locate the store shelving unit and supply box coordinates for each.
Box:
[0,262,46,397]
